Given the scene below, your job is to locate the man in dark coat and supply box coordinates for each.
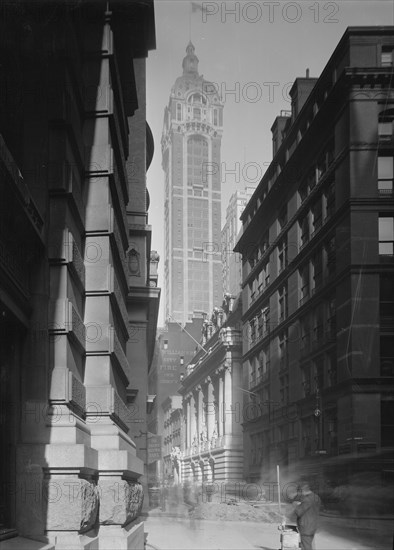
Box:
[292,482,321,550]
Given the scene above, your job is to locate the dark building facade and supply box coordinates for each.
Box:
[235,27,394,503]
[0,1,158,548]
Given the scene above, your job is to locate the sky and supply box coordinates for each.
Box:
[146,0,394,325]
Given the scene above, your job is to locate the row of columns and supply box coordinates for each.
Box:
[184,363,233,451]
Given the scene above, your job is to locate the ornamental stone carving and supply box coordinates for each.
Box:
[70,372,86,415]
[70,238,85,287]
[44,476,99,532]
[127,247,141,277]
[150,250,160,262]
[170,446,182,463]
[99,480,143,526]
[80,480,100,533]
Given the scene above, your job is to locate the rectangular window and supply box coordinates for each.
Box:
[326,355,336,388]
[250,358,257,387]
[213,109,218,125]
[278,285,288,322]
[278,239,287,273]
[313,358,324,391]
[325,182,335,219]
[279,374,289,404]
[300,216,309,248]
[311,199,322,235]
[193,107,201,121]
[380,274,394,317]
[312,250,323,292]
[257,311,263,338]
[300,264,310,304]
[381,47,393,67]
[302,367,312,397]
[264,261,270,287]
[278,329,288,368]
[313,306,324,345]
[300,316,310,353]
[325,237,336,277]
[278,205,287,230]
[259,347,270,378]
[381,401,394,447]
[250,318,257,343]
[176,103,182,121]
[380,336,394,377]
[326,297,336,341]
[379,120,393,137]
[258,305,270,336]
[378,157,393,195]
[316,153,326,181]
[379,216,394,256]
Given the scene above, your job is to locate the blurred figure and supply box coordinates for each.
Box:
[183,479,196,512]
[183,479,201,529]
[292,481,321,550]
[160,481,169,511]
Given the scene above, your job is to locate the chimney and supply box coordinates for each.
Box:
[289,76,318,120]
[271,113,291,157]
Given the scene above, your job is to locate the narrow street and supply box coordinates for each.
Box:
[143,514,393,550]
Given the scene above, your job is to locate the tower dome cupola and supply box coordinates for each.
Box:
[182,41,199,75]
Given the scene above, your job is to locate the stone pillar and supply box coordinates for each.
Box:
[186,397,191,449]
[43,469,99,549]
[16,444,100,549]
[224,363,232,436]
[97,450,144,550]
[218,373,224,437]
[196,386,203,445]
[190,395,197,451]
[206,377,215,441]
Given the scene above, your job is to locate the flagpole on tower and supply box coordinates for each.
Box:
[189,2,192,41]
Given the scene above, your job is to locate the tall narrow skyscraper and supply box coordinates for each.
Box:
[162,43,223,324]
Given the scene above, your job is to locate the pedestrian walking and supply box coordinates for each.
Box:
[160,481,169,511]
[292,481,321,550]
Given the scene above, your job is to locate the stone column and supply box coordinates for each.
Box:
[97,451,144,550]
[224,363,233,436]
[187,397,192,450]
[190,394,197,451]
[196,386,203,445]
[217,372,224,438]
[206,377,215,441]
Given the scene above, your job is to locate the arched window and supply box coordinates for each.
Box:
[213,109,218,125]
[176,103,182,121]
[193,107,201,121]
[187,93,207,105]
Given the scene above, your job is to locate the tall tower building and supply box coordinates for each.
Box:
[162,42,223,324]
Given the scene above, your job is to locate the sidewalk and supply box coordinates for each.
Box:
[143,509,394,550]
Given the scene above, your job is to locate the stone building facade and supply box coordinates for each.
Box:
[162,42,224,324]
[179,295,244,484]
[147,317,203,484]
[162,395,183,484]
[0,1,158,548]
[235,27,394,496]
[221,187,256,296]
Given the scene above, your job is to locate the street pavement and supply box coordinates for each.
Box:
[143,512,394,550]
